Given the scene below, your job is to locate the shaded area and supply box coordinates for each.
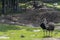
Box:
[33,38,60,40]
[0,24,20,32]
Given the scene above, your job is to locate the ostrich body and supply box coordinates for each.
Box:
[47,22,55,31]
[46,22,55,36]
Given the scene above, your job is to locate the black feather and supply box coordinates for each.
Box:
[40,23,46,29]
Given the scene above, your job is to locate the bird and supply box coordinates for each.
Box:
[40,22,47,36]
[40,18,55,37]
[46,22,55,37]
[40,18,48,36]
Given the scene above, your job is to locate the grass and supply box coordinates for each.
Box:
[0,24,60,40]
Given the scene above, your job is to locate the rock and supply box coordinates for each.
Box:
[33,30,40,32]
[20,35,25,38]
[0,35,10,39]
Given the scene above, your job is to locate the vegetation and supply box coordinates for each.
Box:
[0,0,60,14]
[0,0,60,40]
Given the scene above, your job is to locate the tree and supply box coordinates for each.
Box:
[1,0,19,14]
[42,0,58,3]
[2,0,6,14]
[6,0,19,12]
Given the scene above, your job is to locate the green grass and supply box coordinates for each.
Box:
[0,24,60,40]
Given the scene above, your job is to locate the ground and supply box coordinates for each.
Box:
[0,24,60,40]
[34,38,60,40]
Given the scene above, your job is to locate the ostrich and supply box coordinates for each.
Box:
[40,18,48,36]
[47,22,55,36]
[40,18,55,37]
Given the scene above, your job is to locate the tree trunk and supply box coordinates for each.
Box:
[12,0,18,12]
[2,0,6,14]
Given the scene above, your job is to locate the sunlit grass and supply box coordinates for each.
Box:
[46,3,60,11]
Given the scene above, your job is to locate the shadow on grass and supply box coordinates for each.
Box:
[43,36,52,38]
[0,24,21,32]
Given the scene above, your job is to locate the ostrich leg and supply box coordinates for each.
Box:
[49,31,51,37]
[45,30,47,36]
[43,30,45,36]
[42,29,46,37]
[51,31,54,37]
